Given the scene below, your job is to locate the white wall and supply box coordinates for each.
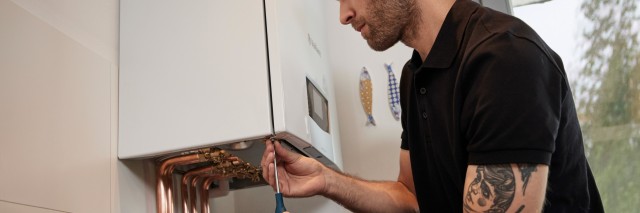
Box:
[0,0,118,212]
[323,2,413,181]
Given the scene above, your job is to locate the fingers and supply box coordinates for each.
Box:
[265,152,290,193]
[261,139,274,168]
[261,139,274,182]
[262,138,300,194]
[262,139,283,192]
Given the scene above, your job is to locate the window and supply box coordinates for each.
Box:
[513,0,640,211]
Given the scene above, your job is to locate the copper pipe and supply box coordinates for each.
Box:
[190,172,225,213]
[158,154,200,213]
[157,149,216,213]
[181,166,219,213]
[200,175,226,213]
[188,161,237,213]
[157,147,252,213]
[190,175,203,213]
[191,172,230,213]
[181,174,192,213]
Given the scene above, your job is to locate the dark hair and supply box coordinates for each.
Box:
[481,165,516,213]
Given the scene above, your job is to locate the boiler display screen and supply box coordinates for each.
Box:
[306,78,329,133]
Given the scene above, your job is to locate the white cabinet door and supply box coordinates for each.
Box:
[119,0,273,158]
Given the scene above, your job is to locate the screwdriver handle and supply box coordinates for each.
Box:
[275,192,287,213]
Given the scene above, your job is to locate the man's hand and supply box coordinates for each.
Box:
[262,142,418,212]
[261,139,327,197]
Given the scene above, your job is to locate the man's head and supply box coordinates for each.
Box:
[339,0,421,51]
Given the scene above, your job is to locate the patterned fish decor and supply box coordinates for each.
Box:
[360,67,376,126]
[385,63,401,121]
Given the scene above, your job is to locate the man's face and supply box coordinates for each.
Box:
[463,170,496,212]
[341,0,418,51]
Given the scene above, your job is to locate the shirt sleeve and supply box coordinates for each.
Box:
[400,61,413,150]
[461,32,566,165]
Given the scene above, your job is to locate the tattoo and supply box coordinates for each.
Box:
[517,164,537,195]
[463,164,515,213]
[515,205,525,213]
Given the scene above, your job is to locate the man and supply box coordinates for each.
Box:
[261,0,604,212]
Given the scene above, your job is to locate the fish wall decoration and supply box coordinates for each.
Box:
[385,63,401,121]
[359,67,376,126]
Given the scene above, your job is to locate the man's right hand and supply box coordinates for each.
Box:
[262,140,419,213]
[261,139,328,197]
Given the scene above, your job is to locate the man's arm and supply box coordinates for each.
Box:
[323,149,418,213]
[462,164,548,213]
[262,140,418,213]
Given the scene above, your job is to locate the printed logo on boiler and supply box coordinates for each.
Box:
[308,33,322,57]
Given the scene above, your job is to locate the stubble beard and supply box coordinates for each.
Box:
[361,0,421,51]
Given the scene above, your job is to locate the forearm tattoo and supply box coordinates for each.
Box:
[464,164,540,213]
[517,164,537,195]
[463,164,515,213]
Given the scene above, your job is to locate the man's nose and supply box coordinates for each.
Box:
[339,1,355,25]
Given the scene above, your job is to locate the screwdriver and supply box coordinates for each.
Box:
[273,140,287,213]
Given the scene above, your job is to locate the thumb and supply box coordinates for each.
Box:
[274,141,301,164]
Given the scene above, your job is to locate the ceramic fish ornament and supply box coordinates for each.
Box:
[385,63,401,121]
[360,67,376,126]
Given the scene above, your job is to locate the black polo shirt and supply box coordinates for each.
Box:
[399,0,603,212]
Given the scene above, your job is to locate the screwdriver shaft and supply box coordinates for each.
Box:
[273,150,281,193]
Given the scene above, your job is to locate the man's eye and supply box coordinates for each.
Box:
[480,182,492,198]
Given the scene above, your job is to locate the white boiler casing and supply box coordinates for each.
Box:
[119,0,342,170]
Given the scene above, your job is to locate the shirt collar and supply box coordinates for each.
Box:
[409,0,481,70]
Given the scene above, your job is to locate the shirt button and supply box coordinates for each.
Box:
[422,112,428,119]
[420,88,427,95]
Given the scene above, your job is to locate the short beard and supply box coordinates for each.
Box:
[365,0,421,51]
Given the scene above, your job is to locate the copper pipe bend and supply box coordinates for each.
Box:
[157,148,220,213]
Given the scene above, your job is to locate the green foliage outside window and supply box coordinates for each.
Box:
[575,0,640,211]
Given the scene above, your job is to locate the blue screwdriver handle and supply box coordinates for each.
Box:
[275,192,287,213]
